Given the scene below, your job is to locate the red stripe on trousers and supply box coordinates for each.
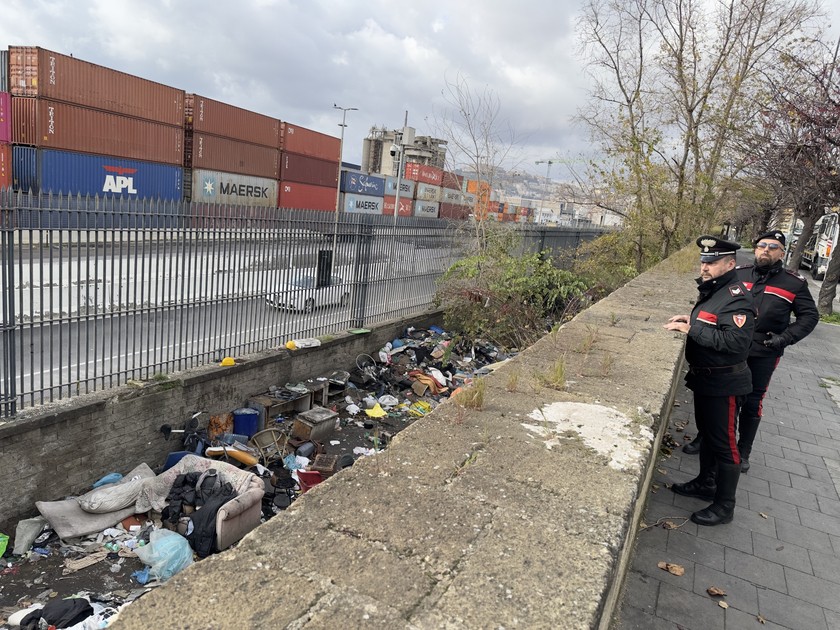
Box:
[757,357,782,418]
[728,396,740,464]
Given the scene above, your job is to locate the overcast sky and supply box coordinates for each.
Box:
[3,0,840,181]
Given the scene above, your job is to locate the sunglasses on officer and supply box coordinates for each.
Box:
[755,243,781,250]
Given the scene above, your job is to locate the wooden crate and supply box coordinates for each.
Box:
[311,454,339,478]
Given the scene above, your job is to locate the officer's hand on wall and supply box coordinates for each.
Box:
[763,332,788,350]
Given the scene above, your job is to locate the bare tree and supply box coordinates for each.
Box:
[573,0,820,269]
[432,71,530,251]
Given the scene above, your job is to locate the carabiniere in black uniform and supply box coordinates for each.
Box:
[734,231,818,472]
[670,236,756,526]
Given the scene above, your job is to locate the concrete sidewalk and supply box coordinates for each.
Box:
[616,319,840,629]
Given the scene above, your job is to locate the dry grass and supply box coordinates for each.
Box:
[576,324,600,354]
[599,352,615,377]
[506,370,520,392]
[662,246,699,275]
[537,355,566,390]
[454,378,486,410]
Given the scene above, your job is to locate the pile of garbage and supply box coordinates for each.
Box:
[0,325,510,628]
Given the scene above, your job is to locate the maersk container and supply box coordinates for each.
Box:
[464,192,477,207]
[280,122,340,162]
[0,144,11,191]
[405,163,443,186]
[383,195,413,217]
[413,200,439,218]
[280,152,339,187]
[340,171,385,196]
[185,94,279,148]
[384,176,415,198]
[0,51,8,93]
[8,46,184,126]
[12,146,182,200]
[0,92,10,143]
[441,188,463,204]
[341,193,383,215]
[12,98,183,165]
[277,181,337,212]
[416,183,442,202]
[188,169,277,207]
[185,133,279,180]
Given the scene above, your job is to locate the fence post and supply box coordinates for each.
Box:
[0,201,17,417]
[349,215,373,329]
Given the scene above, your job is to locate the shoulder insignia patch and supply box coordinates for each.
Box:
[729,285,744,297]
[733,314,746,328]
[785,270,806,282]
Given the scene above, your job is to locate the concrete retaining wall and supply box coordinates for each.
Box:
[109,258,697,630]
[0,311,444,536]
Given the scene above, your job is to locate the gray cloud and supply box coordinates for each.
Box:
[3,0,839,179]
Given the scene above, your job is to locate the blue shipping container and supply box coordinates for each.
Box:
[340,171,385,197]
[12,147,182,201]
[384,176,416,198]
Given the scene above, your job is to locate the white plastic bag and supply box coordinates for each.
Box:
[134,529,193,582]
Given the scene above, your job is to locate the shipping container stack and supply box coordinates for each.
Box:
[183,94,280,214]
[277,123,341,211]
[339,169,385,214]
[439,171,470,219]
[6,46,185,200]
[404,162,443,218]
[382,174,415,217]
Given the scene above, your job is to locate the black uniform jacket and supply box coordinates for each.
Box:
[684,268,756,396]
[736,261,819,358]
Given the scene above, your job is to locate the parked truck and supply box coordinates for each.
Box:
[800,211,839,280]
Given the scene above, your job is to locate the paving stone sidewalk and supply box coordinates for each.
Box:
[616,319,840,629]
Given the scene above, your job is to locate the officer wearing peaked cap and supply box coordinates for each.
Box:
[681,230,818,473]
[664,235,756,526]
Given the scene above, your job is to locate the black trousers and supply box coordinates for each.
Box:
[694,393,746,465]
[737,355,781,457]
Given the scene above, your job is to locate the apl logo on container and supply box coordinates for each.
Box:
[202,177,216,198]
[102,165,138,194]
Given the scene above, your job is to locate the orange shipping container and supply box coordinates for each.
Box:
[280,122,341,162]
[185,133,279,180]
[185,94,279,148]
[8,46,184,127]
[12,97,183,165]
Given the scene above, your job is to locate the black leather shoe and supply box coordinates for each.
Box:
[740,456,750,474]
[671,476,716,500]
[691,502,734,526]
[682,435,703,455]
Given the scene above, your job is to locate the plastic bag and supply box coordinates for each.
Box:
[0,532,7,557]
[134,529,193,582]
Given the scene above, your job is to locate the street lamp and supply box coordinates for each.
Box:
[535,159,561,224]
[332,104,357,276]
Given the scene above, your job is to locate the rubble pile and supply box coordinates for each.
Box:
[0,325,510,628]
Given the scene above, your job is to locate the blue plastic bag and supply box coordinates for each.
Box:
[92,472,123,488]
[134,530,193,582]
[131,566,150,584]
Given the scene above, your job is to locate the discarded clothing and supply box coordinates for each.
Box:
[20,598,94,630]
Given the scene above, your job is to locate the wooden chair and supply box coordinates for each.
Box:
[248,428,287,467]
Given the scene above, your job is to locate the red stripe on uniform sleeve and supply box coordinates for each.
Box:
[697,311,718,324]
[765,286,796,303]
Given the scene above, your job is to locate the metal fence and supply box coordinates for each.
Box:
[0,189,607,416]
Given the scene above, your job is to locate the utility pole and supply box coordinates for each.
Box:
[535,159,561,224]
[332,104,358,276]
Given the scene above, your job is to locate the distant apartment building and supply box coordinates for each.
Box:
[361,126,447,176]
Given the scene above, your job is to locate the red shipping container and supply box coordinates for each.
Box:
[439,202,469,220]
[277,181,337,211]
[382,195,413,217]
[185,133,279,179]
[0,143,11,190]
[8,46,184,127]
[12,97,183,165]
[279,152,339,187]
[185,94,279,148]
[442,171,464,190]
[0,93,10,143]
[280,122,341,162]
[404,162,444,186]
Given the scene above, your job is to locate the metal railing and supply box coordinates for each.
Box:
[0,189,608,416]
